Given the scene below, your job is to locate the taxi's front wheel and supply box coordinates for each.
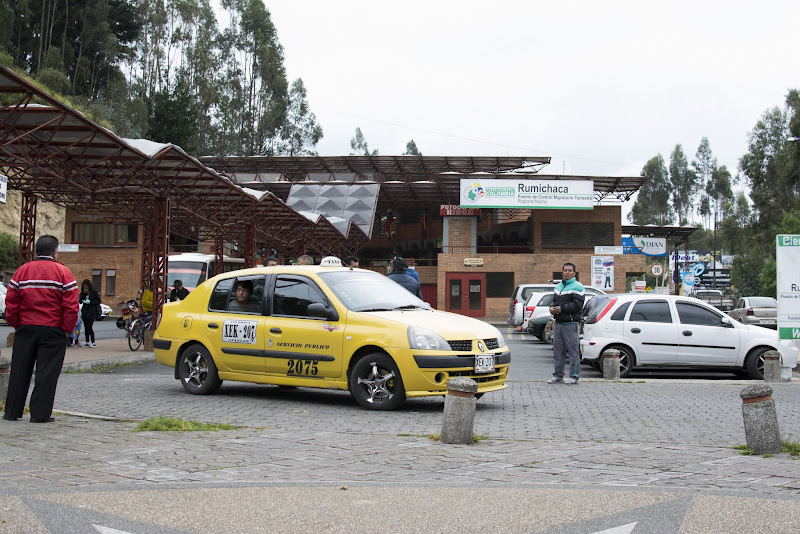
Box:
[350,353,406,410]
[179,344,223,395]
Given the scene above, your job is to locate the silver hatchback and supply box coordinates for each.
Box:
[728,297,777,329]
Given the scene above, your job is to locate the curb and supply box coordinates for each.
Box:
[63,352,156,372]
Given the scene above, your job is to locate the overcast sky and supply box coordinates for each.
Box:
[266,1,798,208]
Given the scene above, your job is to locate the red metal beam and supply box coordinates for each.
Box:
[18,194,36,265]
[152,198,170,329]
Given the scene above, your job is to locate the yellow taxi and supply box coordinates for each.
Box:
[153,264,510,410]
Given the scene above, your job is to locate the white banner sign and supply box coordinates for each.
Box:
[0,174,7,204]
[595,246,623,255]
[777,235,800,340]
[591,256,614,291]
[57,244,79,252]
[460,178,593,209]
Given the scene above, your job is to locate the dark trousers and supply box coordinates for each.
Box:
[4,325,67,420]
[83,316,95,343]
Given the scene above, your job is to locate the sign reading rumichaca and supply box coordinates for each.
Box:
[459,179,593,209]
[440,205,481,216]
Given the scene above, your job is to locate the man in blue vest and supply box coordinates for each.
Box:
[547,262,585,385]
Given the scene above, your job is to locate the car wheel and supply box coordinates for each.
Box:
[179,344,223,395]
[349,353,406,410]
[745,347,770,380]
[606,345,634,378]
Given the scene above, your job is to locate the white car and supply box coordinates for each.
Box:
[98,303,112,320]
[0,282,6,319]
[580,294,797,379]
[508,283,558,327]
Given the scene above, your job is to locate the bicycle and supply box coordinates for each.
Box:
[127,312,152,351]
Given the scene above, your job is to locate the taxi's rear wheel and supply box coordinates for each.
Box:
[350,353,406,410]
[179,344,222,395]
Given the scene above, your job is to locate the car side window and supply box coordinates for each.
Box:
[736,299,744,309]
[273,275,327,318]
[629,300,672,323]
[225,276,266,314]
[209,278,234,311]
[676,301,724,326]
[538,294,554,306]
[610,301,631,321]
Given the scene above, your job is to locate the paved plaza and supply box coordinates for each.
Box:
[2,329,800,533]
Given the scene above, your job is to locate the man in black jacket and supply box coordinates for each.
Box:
[387,257,422,298]
[547,262,585,385]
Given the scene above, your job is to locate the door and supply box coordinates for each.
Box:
[675,300,739,364]
[623,299,678,363]
[202,275,268,374]
[445,272,486,317]
[266,274,344,379]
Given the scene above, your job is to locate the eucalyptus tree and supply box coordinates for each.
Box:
[274,78,323,156]
[404,139,421,155]
[350,127,378,156]
[628,154,674,225]
[669,144,697,225]
[692,137,715,228]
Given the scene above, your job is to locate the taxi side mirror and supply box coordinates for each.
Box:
[307,302,339,321]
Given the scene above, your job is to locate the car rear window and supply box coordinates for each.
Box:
[749,297,777,307]
[583,296,609,323]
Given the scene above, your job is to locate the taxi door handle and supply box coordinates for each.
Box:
[682,330,692,336]
[630,328,641,334]
[208,323,219,329]
[270,327,282,334]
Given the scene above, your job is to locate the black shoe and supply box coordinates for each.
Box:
[3,414,19,421]
[30,417,55,423]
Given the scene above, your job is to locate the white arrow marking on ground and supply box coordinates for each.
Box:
[93,525,136,534]
[591,522,638,534]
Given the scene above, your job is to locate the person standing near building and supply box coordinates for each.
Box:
[169,279,190,301]
[547,262,585,385]
[79,280,101,347]
[387,257,422,298]
[3,235,79,423]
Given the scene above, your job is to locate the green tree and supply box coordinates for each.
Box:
[274,78,323,156]
[669,144,697,225]
[404,139,421,155]
[350,127,378,156]
[0,232,18,270]
[146,80,199,153]
[628,154,674,225]
[692,137,715,227]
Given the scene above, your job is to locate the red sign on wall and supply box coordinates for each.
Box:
[440,205,481,216]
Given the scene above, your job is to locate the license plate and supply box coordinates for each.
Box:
[123,313,132,320]
[761,319,776,324]
[475,354,495,373]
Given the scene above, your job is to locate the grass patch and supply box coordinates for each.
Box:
[732,444,755,455]
[782,440,800,456]
[0,402,28,414]
[64,361,135,374]
[133,417,236,432]
[427,433,489,443]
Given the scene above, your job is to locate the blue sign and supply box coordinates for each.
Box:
[691,263,705,277]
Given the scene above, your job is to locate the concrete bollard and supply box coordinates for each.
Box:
[763,351,781,383]
[740,384,781,454]
[6,332,14,348]
[143,329,154,351]
[0,356,10,404]
[602,348,620,380]
[441,377,478,445]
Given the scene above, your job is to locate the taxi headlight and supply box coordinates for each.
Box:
[408,327,452,351]
[494,328,506,348]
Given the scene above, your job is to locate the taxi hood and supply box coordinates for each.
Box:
[362,309,501,340]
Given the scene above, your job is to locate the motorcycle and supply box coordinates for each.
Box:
[115,299,140,330]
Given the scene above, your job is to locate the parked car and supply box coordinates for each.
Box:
[0,282,6,319]
[508,283,557,326]
[693,289,735,312]
[524,289,603,340]
[580,294,796,379]
[727,297,777,329]
[97,303,112,320]
[155,265,510,410]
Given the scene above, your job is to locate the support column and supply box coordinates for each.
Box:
[141,222,154,292]
[244,224,256,268]
[214,237,224,276]
[18,194,37,265]
[152,198,170,329]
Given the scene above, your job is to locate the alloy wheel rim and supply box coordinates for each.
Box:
[357,361,395,404]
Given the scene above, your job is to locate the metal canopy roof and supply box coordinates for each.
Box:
[0,66,371,255]
[622,224,698,247]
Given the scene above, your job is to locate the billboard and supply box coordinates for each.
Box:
[459,179,593,209]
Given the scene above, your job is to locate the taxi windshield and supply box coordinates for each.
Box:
[319,271,427,312]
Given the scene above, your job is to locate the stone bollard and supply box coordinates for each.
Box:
[0,356,10,404]
[763,351,781,383]
[143,329,154,351]
[740,384,781,454]
[440,377,478,445]
[6,331,14,348]
[602,349,620,380]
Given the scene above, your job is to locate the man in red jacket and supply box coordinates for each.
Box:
[3,235,79,423]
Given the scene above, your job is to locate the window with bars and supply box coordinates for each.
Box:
[541,223,614,248]
[106,269,116,295]
[73,223,138,246]
[91,269,102,293]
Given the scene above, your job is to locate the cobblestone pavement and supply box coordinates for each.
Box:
[3,331,800,533]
